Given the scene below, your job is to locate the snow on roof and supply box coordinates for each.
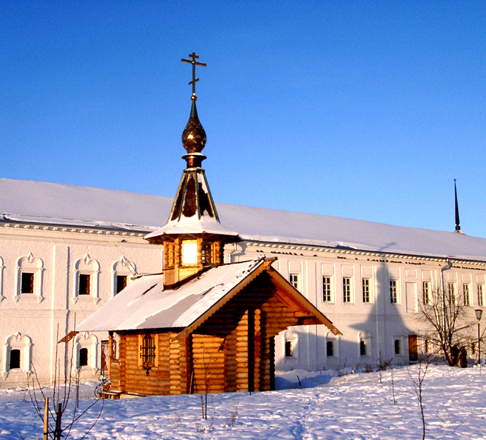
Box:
[77,259,266,332]
[2,177,486,262]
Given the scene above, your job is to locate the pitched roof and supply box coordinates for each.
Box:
[1,178,486,262]
[76,258,340,336]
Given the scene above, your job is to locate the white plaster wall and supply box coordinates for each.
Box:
[0,226,163,388]
[228,242,486,372]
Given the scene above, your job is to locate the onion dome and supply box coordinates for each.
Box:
[182,99,206,154]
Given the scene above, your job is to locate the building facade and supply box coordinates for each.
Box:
[1,178,485,388]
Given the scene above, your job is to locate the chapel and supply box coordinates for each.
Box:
[76,53,340,396]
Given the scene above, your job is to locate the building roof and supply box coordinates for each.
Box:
[76,258,340,337]
[1,177,486,262]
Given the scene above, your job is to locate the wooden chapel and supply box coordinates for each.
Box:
[77,53,341,397]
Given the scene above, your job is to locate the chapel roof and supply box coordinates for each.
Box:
[76,257,340,337]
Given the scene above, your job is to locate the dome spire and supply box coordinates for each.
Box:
[181,53,207,168]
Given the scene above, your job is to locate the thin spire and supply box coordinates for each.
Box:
[454,179,464,234]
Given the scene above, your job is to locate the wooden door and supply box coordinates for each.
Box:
[408,335,418,362]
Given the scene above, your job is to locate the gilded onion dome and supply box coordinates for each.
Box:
[182,99,207,154]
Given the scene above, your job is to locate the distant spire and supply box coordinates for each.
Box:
[454,179,464,234]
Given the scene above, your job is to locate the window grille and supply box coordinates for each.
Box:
[140,332,156,375]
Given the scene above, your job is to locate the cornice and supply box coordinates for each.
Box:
[246,240,486,268]
[0,221,147,238]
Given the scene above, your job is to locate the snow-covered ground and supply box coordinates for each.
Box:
[2,364,486,439]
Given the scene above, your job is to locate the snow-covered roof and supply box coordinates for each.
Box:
[77,257,340,335]
[77,259,267,332]
[2,177,486,262]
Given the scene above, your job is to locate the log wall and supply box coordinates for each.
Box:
[106,271,301,396]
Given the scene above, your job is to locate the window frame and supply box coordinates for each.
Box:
[73,255,100,304]
[422,281,431,305]
[14,253,44,303]
[289,273,300,291]
[2,333,32,377]
[463,284,471,306]
[322,276,332,303]
[343,277,352,303]
[478,284,484,307]
[362,278,370,303]
[390,280,398,304]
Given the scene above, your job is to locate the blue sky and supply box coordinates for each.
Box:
[1,1,486,237]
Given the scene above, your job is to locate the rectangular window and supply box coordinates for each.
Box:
[463,284,471,306]
[423,281,430,304]
[116,275,128,294]
[394,339,401,355]
[140,333,156,371]
[79,348,88,367]
[290,274,300,290]
[390,280,398,304]
[360,340,367,356]
[322,276,332,302]
[78,274,91,295]
[21,272,35,294]
[285,341,294,357]
[448,283,455,298]
[479,285,484,307]
[201,241,212,265]
[343,277,351,303]
[326,340,334,357]
[362,279,370,303]
[9,349,21,370]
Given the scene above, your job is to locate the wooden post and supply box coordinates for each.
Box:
[43,397,49,440]
[54,403,62,440]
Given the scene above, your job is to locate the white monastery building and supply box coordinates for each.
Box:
[2,56,486,389]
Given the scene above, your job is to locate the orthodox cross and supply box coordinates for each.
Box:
[181,52,207,97]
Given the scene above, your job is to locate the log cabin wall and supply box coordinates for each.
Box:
[109,332,173,395]
[193,272,300,394]
[106,271,307,396]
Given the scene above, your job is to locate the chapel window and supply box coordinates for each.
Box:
[140,332,156,374]
[201,241,212,265]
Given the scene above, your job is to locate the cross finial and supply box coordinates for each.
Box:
[181,52,207,101]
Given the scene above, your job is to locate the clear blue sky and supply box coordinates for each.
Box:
[2,1,486,237]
